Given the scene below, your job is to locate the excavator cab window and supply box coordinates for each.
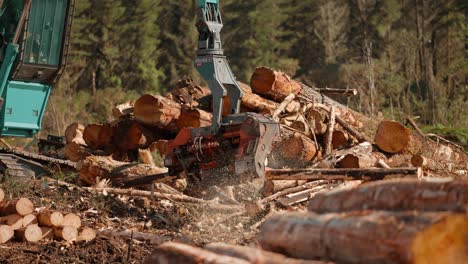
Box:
[10,0,74,85]
[23,0,66,66]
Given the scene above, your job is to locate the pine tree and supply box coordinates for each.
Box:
[157,1,198,87]
[119,0,164,93]
[223,0,297,82]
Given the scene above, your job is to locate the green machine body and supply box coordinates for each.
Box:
[0,0,74,137]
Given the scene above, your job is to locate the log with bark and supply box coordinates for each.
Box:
[308,178,468,213]
[205,243,326,264]
[143,242,249,264]
[0,214,23,230]
[168,77,211,108]
[261,180,308,197]
[304,108,327,136]
[265,167,422,181]
[0,198,34,216]
[251,67,302,101]
[274,133,317,165]
[83,123,114,150]
[37,211,64,227]
[78,155,167,186]
[65,123,86,145]
[259,211,468,264]
[53,226,78,242]
[374,120,411,153]
[112,119,158,151]
[176,106,212,129]
[112,100,135,118]
[134,94,181,131]
[15,225,42,242]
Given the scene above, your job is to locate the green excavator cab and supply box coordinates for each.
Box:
[0,0,74,137]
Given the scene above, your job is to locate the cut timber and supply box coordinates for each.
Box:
[143,242,249,264]
[37,211,64,227]
[176,106,212,129]
[83,124,114,150]
[169,78,211,107]
[65,123,86,145]
[0,225,13,243]
[235,88,278,115]
[375,120,411,153]
[305,109,327,135]
[251,67,302,101]
[40,227,54,240]
[112,100,135,118]
[21,214,37,227]
[63,213,81,229]
[337,152,378,168]
[0,214,23,230]
[261,180,307,197]
[205,243,324,264]
[308,178,468,213]
[134,94,181,131]
[112,119,157,150]
[0,198,34,216]
[259,212,468,264]
[54,226,78,242]
[331,130,348,150]
[78,155,167,186]
[78,228,96,242]
[276,133,317,163]
[65,142,91,162]
[0,189,3,203]
[265,167,422,181]
[15,225,42,242]
[411,155,439,171]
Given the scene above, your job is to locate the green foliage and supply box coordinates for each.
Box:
[422,125,468,150]
[37,0,466,137]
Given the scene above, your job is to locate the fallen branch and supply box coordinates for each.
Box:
[272,94,296,122]
[44,177,242,211]
[324,106,336,155]
[315,87,358,97]
[265,167,422,181]
[261,180,329,204]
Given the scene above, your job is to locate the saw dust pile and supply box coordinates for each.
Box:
[2,66,467,263]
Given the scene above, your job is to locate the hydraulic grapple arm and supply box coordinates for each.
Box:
[194,0,243,132]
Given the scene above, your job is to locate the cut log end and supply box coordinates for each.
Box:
[375,120,410,153]
[0,198,34,216]
[38,211,64,227]
[0,225,14,244]
[22,214,38,227]
[412,215,468,264]
[251,67,302,101]
[63,213,81,229]
[78,228,96,242]
[15,225,42,242]
[54,226,78,242]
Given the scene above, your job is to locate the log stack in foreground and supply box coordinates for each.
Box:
[0,188,95,244]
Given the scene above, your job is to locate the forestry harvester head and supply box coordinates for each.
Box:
[164,0,280,186]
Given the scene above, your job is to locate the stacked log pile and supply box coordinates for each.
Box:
[143,178,468,264]
[0,188,95,244]
[64,67,467,189]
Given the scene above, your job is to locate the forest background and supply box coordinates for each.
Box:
[40,0,467,147]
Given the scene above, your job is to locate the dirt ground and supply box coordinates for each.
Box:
[0,176,264,263]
